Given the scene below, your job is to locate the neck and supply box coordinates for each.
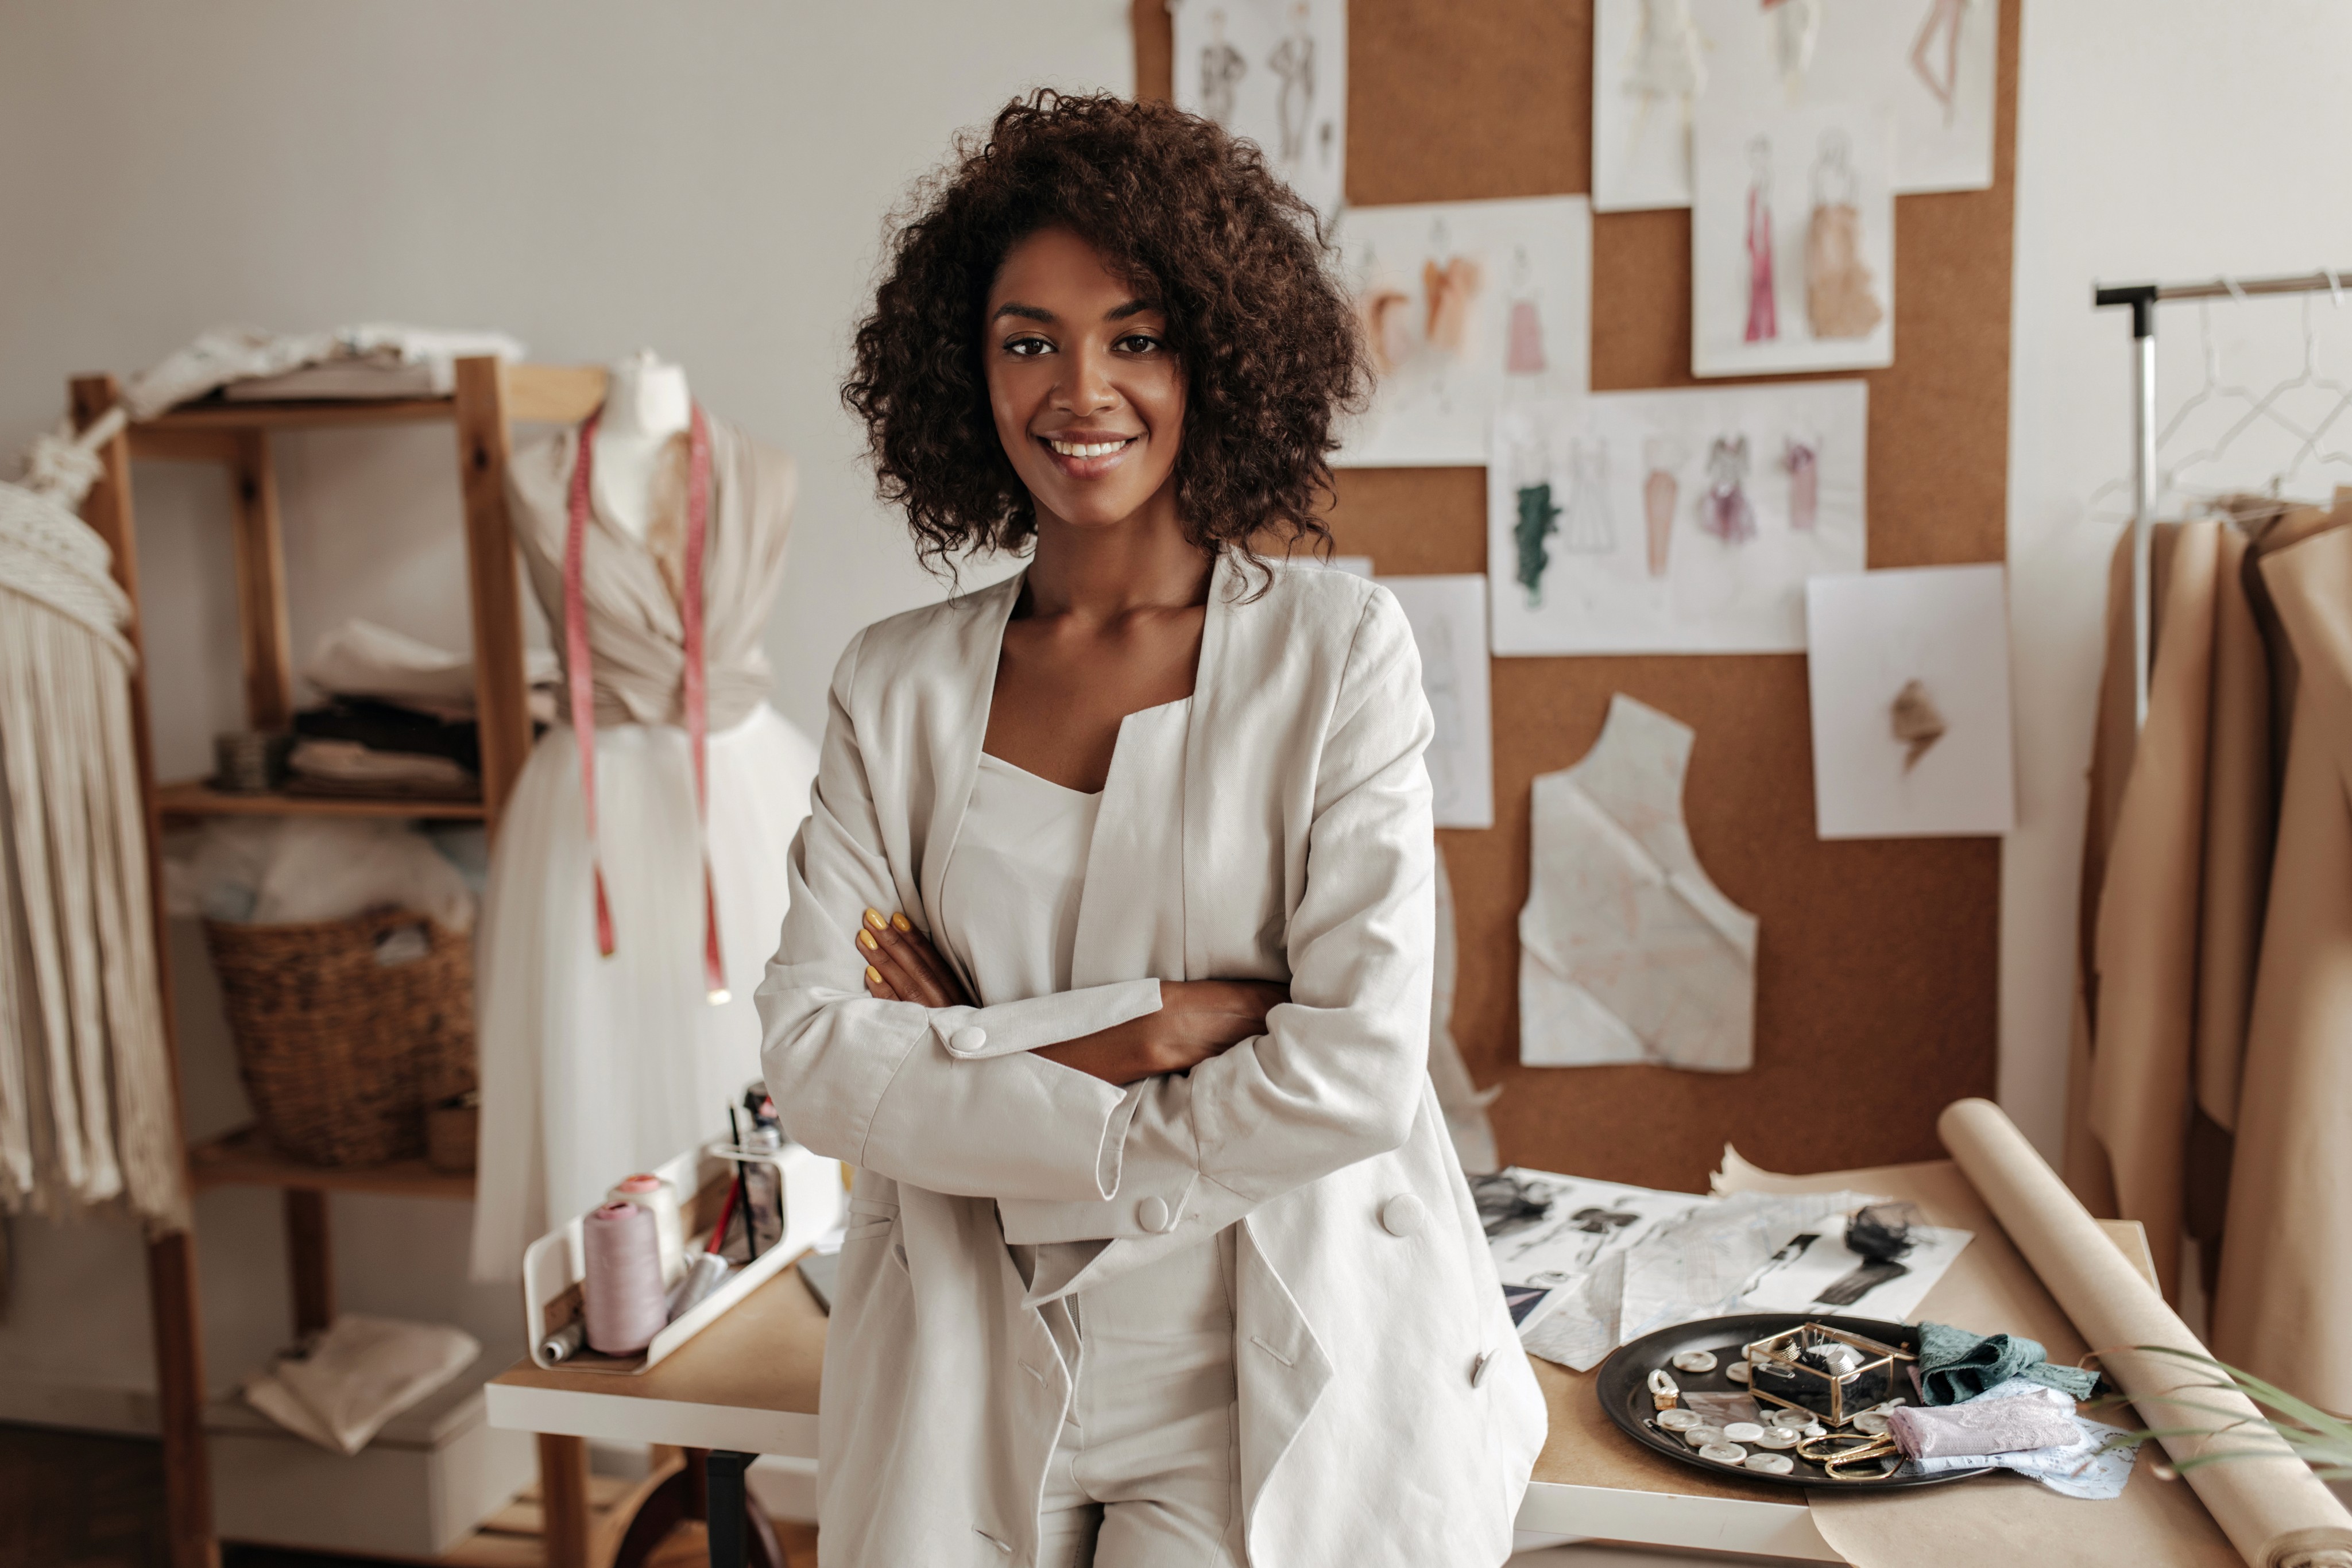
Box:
[602,354,691,442]
[1022,487,1212,621]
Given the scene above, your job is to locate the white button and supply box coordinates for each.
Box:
[1137,1195,1171,1233]
[1379,1195,1425,1237]
[949,1025,986,1054]
[1472,1350,1494,1388]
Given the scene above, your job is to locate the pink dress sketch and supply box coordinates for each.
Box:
[1642,435,1680,578]
[1504,246,1546,374]
[1784,439,1819,530]
[1700,435,1757,544]
[1743,138,1777,344]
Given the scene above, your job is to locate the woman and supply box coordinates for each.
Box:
[757,92,1543,1567]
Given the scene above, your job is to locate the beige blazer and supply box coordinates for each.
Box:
[756,557,1545,1567]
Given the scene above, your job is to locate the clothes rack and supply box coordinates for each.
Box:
[2094,266,2352,728]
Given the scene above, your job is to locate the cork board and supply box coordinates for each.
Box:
[1134,0,2018,1190]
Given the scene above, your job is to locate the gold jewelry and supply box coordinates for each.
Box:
[1798,1431,1900,1481]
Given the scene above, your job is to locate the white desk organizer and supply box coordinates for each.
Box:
[521,1136,845,1373]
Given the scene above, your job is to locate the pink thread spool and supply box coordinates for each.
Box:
[582,1201,667,1356]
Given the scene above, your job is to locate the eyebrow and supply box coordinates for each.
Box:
[989,297,1163,325]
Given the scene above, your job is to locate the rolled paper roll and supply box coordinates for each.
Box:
[582,1201,668,1356]
[1939,1099,2352,1568]
[608,1173,686,1285]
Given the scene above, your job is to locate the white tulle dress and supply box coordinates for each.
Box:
[468,413,818,1281]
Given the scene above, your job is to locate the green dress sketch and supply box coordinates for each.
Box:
[1514,482,1562,606]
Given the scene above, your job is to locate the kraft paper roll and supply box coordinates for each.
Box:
[1939,1098,2352,1568]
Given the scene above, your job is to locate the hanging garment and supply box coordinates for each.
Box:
[469,411,818,1281]
[1700,436,1757,543]
[1744,181,1778,343]
[1806,204,1885,340]
[1514,482,1562,604]
[1560,439,1616,555]
[0,427,186,1229]
[757,559,1544,1567]
[1785,439,1819,530]
[2064,497,2352,1418]
[1518,694,1758,1072]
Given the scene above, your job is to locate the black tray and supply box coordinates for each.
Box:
[1595,1312,1985,1492]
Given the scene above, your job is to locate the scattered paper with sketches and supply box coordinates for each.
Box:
[1592,0,1997,213]
[1483,1168,1971,1370]
[1479,1168,1705,1370]
[1172,0,1345,223]
[1335,195,1592,466]
[1904,1380,2141,1499]
[1737,1215,1972,1324]
[1805,565,2016,838]
[1379,575,1492,828]
[1519,696,1757,1072]
[1489,383,1865,655]
[1692,99,1894,377]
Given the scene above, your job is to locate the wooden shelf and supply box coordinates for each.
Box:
[157,779,486,820]
[136,396,457,432]
[189,1125,475,1199]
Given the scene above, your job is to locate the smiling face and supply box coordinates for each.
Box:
[983,226,1187,533]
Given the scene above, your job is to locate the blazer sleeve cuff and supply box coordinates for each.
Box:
[923,979,1163,1059]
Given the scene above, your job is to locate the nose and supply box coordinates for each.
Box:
[1053,339,1119,417]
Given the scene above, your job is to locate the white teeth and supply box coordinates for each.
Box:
[1048,438,1128,458]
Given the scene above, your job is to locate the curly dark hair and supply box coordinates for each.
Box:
[843,90,1368,572]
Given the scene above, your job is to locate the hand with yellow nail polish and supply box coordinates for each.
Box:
[853,908,974,1008]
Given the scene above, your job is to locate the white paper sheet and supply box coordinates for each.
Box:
[1334,196,1592,467]
[1592,0,1998,213]
[1692,100,1894,378]
[1171,0,1345,223]
[1804,565,2016,839]
[1737,1218,1974,1323]
[1489,384,1866,655]
[1378,575,1493,829]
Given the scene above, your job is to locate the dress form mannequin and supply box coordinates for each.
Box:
[592,350,691,541]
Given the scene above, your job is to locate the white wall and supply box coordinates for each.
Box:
[0,0,1126,1421]
[2000,0,2352,1157]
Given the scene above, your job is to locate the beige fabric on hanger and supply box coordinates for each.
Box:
[2211,518,2352,1416]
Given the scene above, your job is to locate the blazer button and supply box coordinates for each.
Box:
[1136,1195,1172,1233]
[949,1025,987,1054]
[1472,1350,1495,1388]
[1379,1195,1426,1237]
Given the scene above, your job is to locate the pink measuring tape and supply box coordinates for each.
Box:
[564,406,729,1004]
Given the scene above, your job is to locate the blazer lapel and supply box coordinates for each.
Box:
[1179,553,1239,982]
[915,571,1024,963]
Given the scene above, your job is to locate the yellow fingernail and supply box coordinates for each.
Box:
[891,912,911,932]
[864,908,886,930]
[866,965,883,985]
[857,930,877,950]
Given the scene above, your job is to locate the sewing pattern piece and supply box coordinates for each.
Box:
[1519,695,1759,1073]
[1889,678,1946,772]
[1743,139,1778,343]
[1514,482,1562,605]
[1700,436,1757,544]
[1560,439,1616,555]
[1805,130,1885,340]
[1784,439,1818,531]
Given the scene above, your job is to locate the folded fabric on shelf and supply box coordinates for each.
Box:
[304,617,558,718]
[242,1314,479,1455]
[1916,1319,2100,1404]
[295,696,484,775]
[122,323,527,417]
[286,739,477,799]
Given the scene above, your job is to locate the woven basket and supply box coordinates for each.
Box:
[203,908,476,1167]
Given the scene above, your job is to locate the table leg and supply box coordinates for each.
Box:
[701,1451,786,1568]
[535,1433,592,1568]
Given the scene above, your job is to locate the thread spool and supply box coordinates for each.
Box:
[606,1173,685,1284]
[666,1252,732,1322]
[582,1202,667,1356]
[538,1321,584,1365]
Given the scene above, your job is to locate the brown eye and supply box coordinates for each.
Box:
[1005,335,1052,357]
[1117,334,1163,355]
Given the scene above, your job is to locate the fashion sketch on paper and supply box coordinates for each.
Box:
[1197,10,1246,126]
[1642,435,1682,578]
[1268,2,1316,162]
[1805,127,1883,340]
[1700,434,1757,544]
[1560,438,1616,555]
[1912,0,1974,125]
[1743,137,1778,343]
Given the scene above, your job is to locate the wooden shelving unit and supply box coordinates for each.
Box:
[73,358,609,1568]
